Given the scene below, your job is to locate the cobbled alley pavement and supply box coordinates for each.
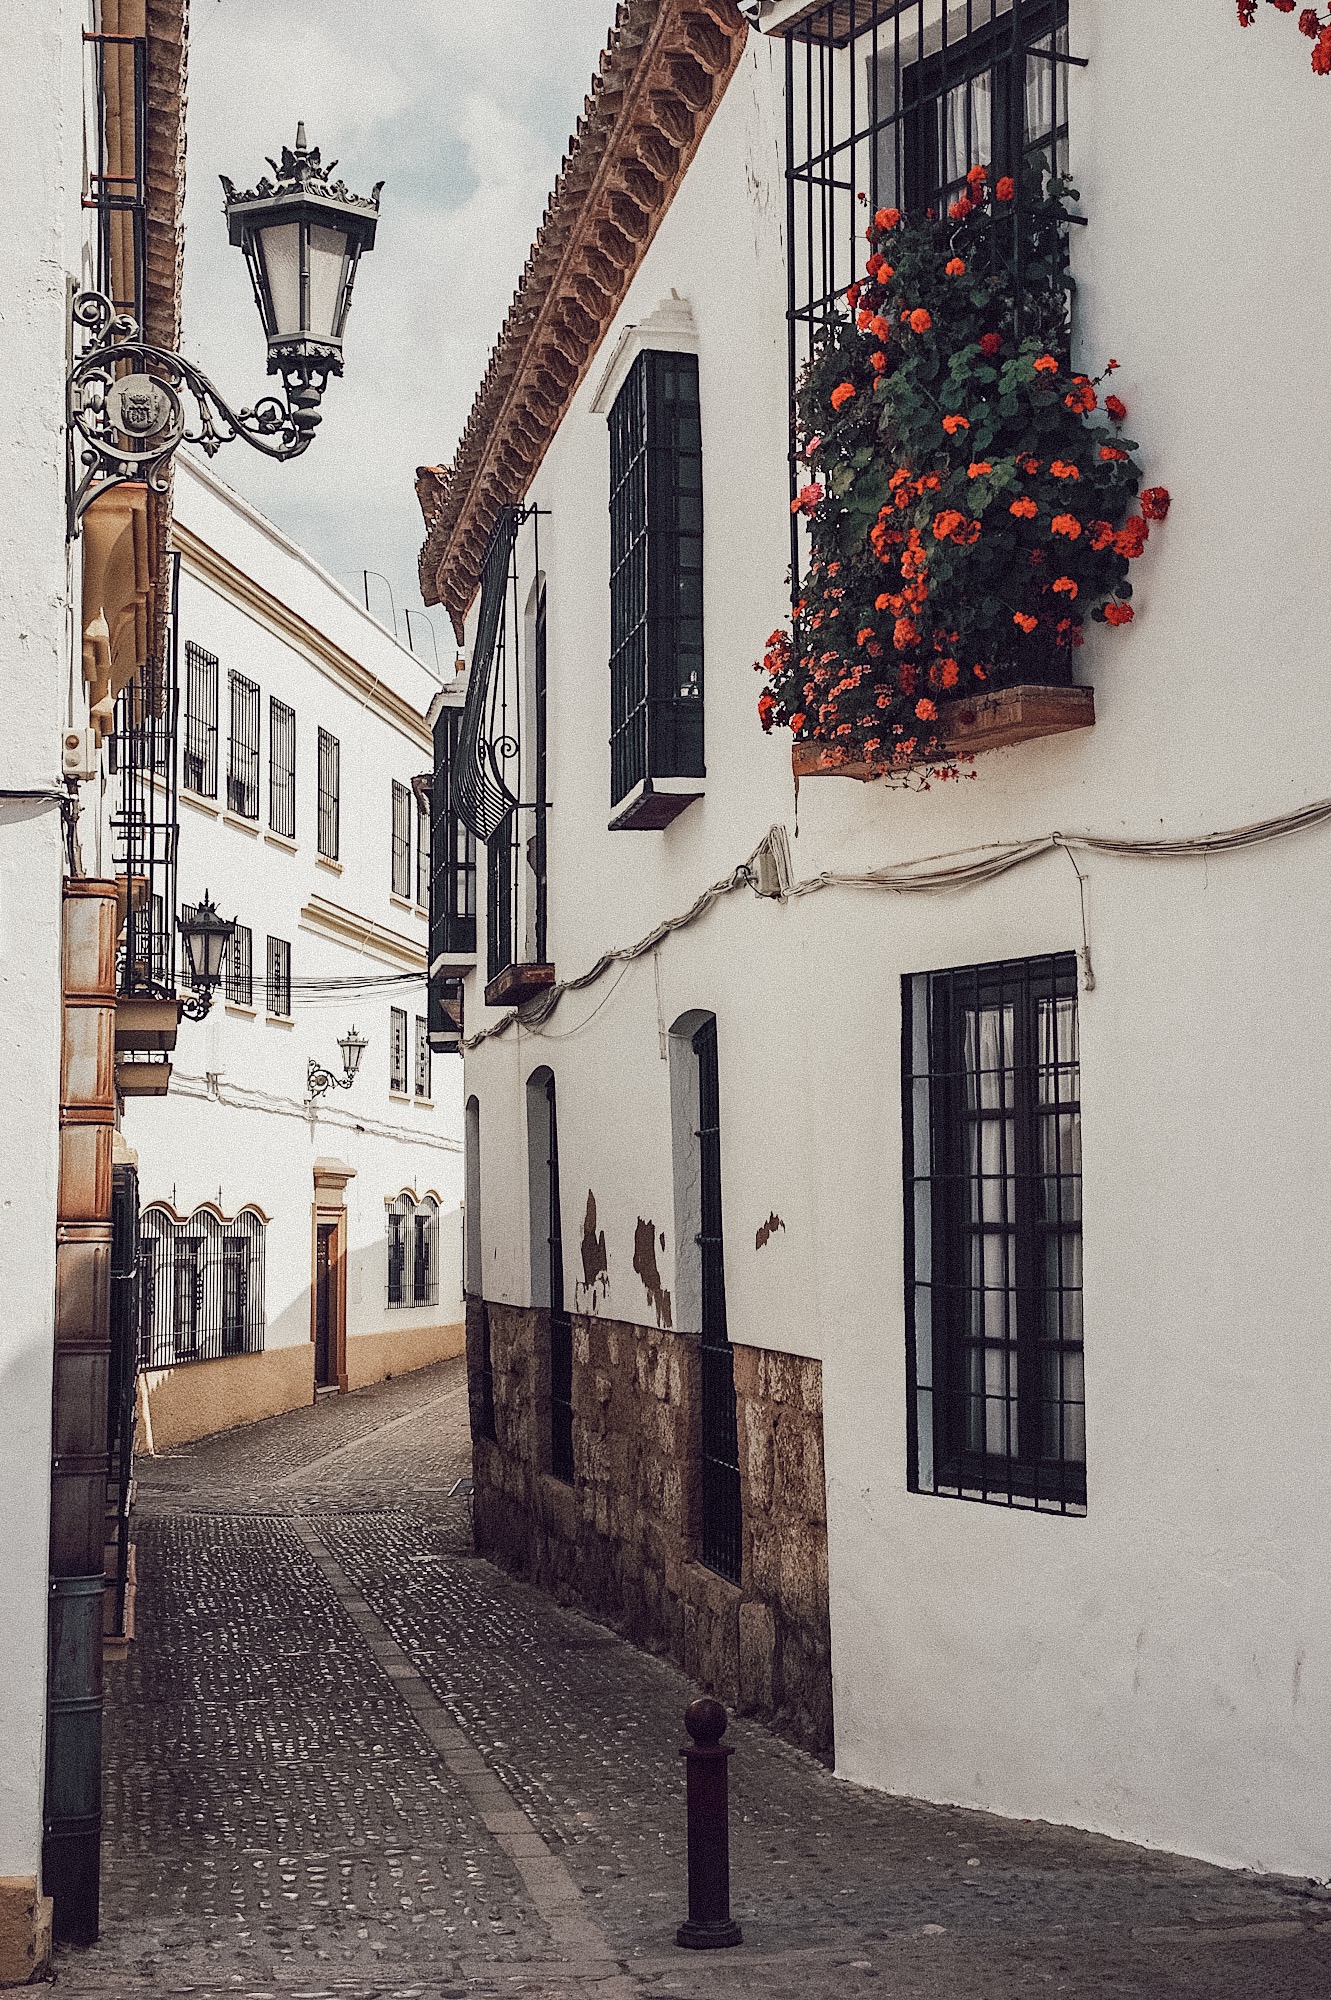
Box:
[49,1356,1331,2000]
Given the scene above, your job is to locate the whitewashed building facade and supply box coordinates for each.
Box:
[124,456,464,1449]
[416,0,1331,1880]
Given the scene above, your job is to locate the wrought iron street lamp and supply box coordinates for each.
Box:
[68,125,381,527]
[307,1026,368,1104]
[177,890,236,1021]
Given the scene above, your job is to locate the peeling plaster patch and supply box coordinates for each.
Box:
[579,1190,609,1305]
[633,1217,672,1330]
[755,1212,786,1251]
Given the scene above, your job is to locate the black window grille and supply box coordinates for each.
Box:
[387,1191,411,1308]
[784,0,1073,545]
[486,812,517,985]
[266,935,291,1019]
[139,1207,266,1368]
[127,890,171,993]
[318,728,340,860]
[390,1006,408,1094]
[227,671,261,819]
[391,780,413,899]
[415,789,431,907]
[903,951,1085,1514]
[475,1302,497,1442]
[413,1201,439,1307]
[112,555,179,999]
[608,350,704,808]
[415,1016,431,1100]
[182,643,218,797]
[544,1073,574,1482]
[225,922,253,1007]
[694,1017,742,1582]
[85,28,147,322]
[430,705,477,957]
[268,697,296,838]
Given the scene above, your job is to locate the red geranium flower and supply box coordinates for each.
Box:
[1105,394,1127,422]
[1013,612,1039,633]
[1140,486,1172,519]
[995,176,1016,202]
[830,381,857,411]
[942,413,970,435]
[915,697,938,721]
[1102,602,1135,626]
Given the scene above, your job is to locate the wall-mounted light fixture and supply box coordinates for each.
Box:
[68,125,381,528]
[177,890,236,1021]
[307,1026,368,1104]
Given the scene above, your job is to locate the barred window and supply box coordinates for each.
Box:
[608,350,704,808]
[389,1005,408,1094]
[227,671,261,818]
[391,780,412,899]
[388,1193,409,1308]
[430,706,477,957]
[130,891,169,992]
[266,935,291,1019]
[903,952,1085,1515]
[415,787,431,907]
[318,728,340,860]
[386,1189,437,1308]
[225,922,253,1008]
[415,1015,431,1100]
[269,697,296,838]
[140,1206,266,1367]
[182,643,219,797]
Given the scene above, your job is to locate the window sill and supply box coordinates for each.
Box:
[265,830,298,854]
[223,810,262,836]
[316,854,343,874]
[608,775,704,832]
[413,1097,435,1109]
[791,684,1095,782]
[180,788,220,818]
[388,1089,411,1102]
[390,894,427,920]
[224,1002,256,1019]
[265,1013,294,1029]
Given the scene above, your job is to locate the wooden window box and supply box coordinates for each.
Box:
[484,961,556,1009]
[791,683,1095,783]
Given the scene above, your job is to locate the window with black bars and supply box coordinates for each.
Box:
[266,935,291,1019]
[388,1196,408,1308]
[608,350,704,808]
[903,951,1085,1515]
[318,728,340,860]
[391,780,413,899]
[182,643,219,797]
[694,1017,742,1582]
[784,0,1073,534]
[139,1207,266,1368]
[415,789,431,907]
[228,671,261,819]
[430,706,477,958]
[390,1006,408,1094]
[544,1073,574,1482]
[412,1206,438,1307]
[415,1016,431,1100]
[129,891,170,994]
[225,922,253,1007]
[268,698,296,838]
[487,813,516,985]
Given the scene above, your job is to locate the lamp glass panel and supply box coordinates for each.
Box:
[202,926,230,983]
[258,221,303,337]
[307,225,350,344]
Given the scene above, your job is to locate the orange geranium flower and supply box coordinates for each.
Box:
[894,617,921,651]
[915,697,939,721]
[1064,378,1097,414]
[967,461,994,479]
[1051,513,1083,538]
[875,593,892,611]
[1105,394,1127,422]
[875,206,900,230]
[830,381,857,411]
[995,175,1015,202]
[1034,354,1059,374]
[1100,445,1129,462]
[1050,460,1081,480]
[1140,486,1172,520]
[966,164,987,185]
[1009,496,1038,520]
[1089,520,1116,550]
[932,509,967,540]
[1102,602,1135,626]
[870,351,887,374]
[1052,576,1079,598]
[1013,612,1039,633]
[940,659,960,688]
[908,308,933,333]
[945,257,967,276]
[942,414,970,435]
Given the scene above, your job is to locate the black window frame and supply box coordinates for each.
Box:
[695,1017,742,1583]
[414,1015,431,1101]
[608,349,705,809]
[227,670,261,820]
[225,921,253,1008]
[317,727,340,861]
[391,779,413,900]
[389,1005,408,1095]
[182,642,219,798]
[903,951,1085,1516]
[268,696,296,839]
[430,706,477,958]
[265,935,291,1020]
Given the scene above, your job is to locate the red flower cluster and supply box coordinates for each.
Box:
[1238,0,1331,71]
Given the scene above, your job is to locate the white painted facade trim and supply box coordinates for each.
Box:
[590,291,700,415]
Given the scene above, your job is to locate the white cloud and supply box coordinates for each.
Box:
[180,0,614,647]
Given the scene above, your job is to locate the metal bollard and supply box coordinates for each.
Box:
[676,1696,743,1950]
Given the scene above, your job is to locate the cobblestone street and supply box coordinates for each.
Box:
[48,1358,1331,2000]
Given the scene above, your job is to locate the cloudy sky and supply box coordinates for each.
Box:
[181,0,616,658]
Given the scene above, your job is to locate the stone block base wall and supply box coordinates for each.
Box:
[468,1300,833,1760]
[0,1878,52,1986]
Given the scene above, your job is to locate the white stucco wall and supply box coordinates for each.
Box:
[123,457,463,1406]
[0,0,90,1883]
[454,1,1331,1875]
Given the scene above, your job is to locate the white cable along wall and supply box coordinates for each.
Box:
[463,794,1331,1049]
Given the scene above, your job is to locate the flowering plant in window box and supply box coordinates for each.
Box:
[758,165,1169,782]
[1237,0,1331,75]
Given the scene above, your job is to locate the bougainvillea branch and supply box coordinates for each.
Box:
[757,165,1169,781]
[1237,0,1331,74]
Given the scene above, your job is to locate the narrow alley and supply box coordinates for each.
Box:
[49,1359,1331,2000]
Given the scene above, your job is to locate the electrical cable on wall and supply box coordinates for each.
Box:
[462,792,1331,1050]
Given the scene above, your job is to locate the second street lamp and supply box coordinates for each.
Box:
[177,891,236,1021]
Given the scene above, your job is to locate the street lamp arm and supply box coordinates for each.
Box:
[69,289,316,527]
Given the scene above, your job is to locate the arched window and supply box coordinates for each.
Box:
[140,1206,266,1368]
[387,1190,441,1309]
